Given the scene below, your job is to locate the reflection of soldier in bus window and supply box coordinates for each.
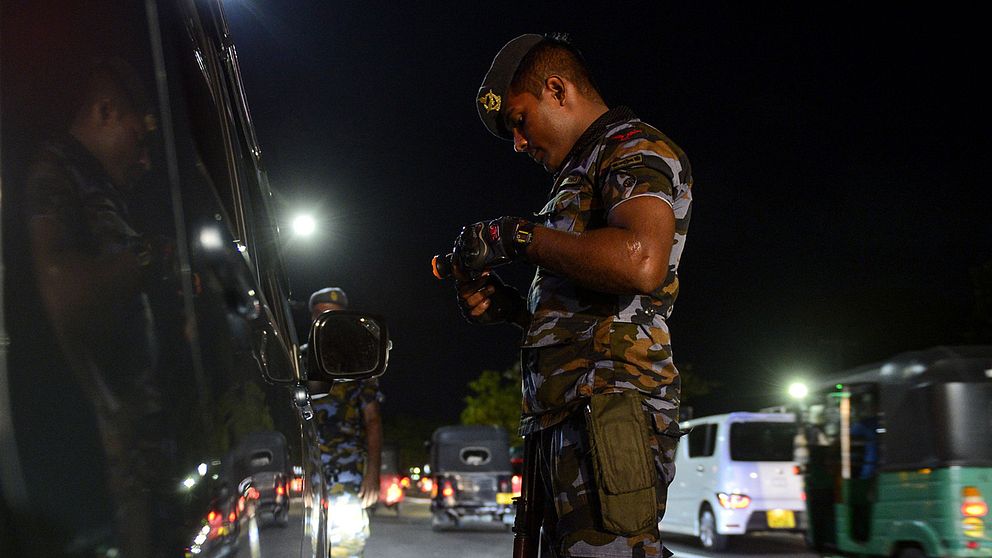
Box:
[24,58,162,555]
[795,405,830,467]
[850,396,880,479]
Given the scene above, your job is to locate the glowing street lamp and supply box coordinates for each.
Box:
[788,382,809,401]
[292,214,316,237]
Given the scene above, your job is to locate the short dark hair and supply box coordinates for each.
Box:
[509,34,602,103]
[72,57,150,121]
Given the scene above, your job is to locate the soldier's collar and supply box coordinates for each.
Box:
[554,105,637,179]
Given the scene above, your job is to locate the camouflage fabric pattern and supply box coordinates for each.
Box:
[520,106,693,435]
[534,410,678,557]
[313,378,382,491]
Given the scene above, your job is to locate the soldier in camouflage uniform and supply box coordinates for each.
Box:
[454,34,692,557]
[308,288,383,557]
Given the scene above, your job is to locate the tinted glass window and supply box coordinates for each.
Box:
[730,422,796,462]
[687,423,716,458]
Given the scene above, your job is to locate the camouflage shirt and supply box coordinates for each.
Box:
[25,135,153,378]
[519,106,692,435]
[313,378,382,473]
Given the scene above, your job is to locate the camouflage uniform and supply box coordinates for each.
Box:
[24,135,163,554]
[521,106,692,557]
[313,378,383,492]
[25,136,155,377]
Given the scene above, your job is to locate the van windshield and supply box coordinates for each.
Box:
[730,422,796,462]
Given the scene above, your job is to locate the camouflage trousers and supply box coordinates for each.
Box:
[530,407,678,558]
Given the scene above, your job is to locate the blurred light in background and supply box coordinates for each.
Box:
[292,214,316,237]
[788,382,808,401]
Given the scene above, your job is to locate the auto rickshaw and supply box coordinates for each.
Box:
[801,346,992,557]
[429,425,517,531]
[230,431,292,528]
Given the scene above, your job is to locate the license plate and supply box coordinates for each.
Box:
[766,509,795,529]
[496,492,515,505]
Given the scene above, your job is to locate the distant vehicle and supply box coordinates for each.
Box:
[429,425,517,531]
[231,431,292,527]
[802,346,992,558]
[379,443,405,512]
[0,2,390,556]
[661,412,804,550]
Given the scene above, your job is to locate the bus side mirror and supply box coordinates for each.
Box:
[307,311,390,384]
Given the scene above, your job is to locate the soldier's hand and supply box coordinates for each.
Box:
[456,272,525,326]
[452,216,534,273]
[359,473,380,509]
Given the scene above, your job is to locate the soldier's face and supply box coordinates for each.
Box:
[106,108,152,186]
[505,90,571,173]
[311,302,345,321]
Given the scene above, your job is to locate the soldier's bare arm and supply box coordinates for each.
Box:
[359,400,382,508]
[527,196,675,295]
[29,215,145,330]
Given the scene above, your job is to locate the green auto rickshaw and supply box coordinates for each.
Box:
[801,346,992,557]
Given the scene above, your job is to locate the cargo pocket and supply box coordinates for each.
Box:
[584,390,657,535]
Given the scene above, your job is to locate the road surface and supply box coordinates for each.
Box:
[364,499,817,558]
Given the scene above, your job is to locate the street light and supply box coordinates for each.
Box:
[788,382,809,401]
[292,214,316,237]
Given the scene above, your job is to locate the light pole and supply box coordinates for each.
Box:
[788,380,810,469]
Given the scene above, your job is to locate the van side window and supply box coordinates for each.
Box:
[688,424,716,457]
[729,422,796,462]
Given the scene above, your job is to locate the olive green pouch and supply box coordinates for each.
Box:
[585,391,657,535]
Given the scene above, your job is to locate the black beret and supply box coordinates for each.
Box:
[476,33,544,140]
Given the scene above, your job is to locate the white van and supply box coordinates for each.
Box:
[661,412,805,550]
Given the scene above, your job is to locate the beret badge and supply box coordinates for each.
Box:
[478,89,501,113]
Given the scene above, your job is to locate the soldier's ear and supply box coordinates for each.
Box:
[545,76,566,106]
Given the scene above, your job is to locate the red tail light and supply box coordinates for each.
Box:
[290,476,304,494]
[228,511,237,523]
[276,484,285,496]
[386,482,403,505]
[511,474,522,496]
[442,480,454,498]
[246,487,260,500]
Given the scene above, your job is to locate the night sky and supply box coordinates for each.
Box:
[224,3,989,422]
